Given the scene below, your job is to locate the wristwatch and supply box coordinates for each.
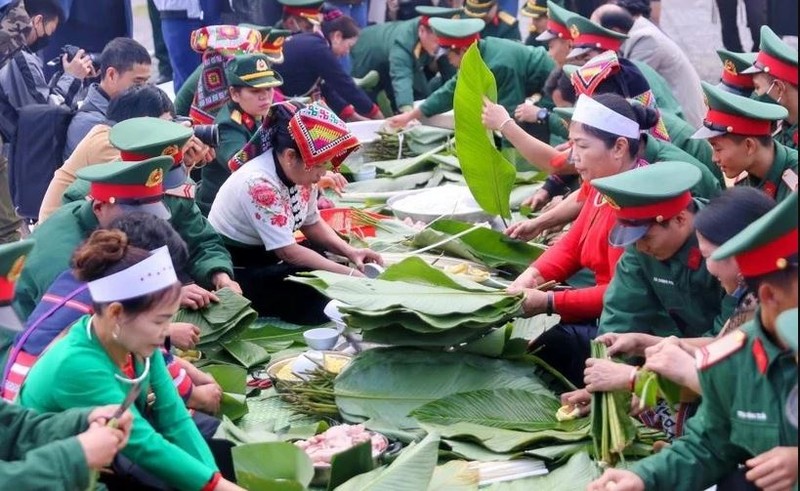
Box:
[536,107,550,123]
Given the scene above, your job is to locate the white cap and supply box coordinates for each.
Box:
[88,246,178,303]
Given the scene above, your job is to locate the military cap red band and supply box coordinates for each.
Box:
[573,34,623,52]
[283,6,320,18]
[704,109,773,136]
[735,228,798,277]
[754,51,799,85]
[547,20,571,39]
[90,182,164,203]
[438,34,480,49]
[420,16,432,26]
[610,191,692,222]
[0,278,14,303]
[721,70,755,89]
[120,150,183,166]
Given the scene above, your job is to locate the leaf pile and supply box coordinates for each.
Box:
[290,257,524,347]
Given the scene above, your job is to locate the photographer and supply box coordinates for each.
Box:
[0,0,95,244]
[63,37,151,159]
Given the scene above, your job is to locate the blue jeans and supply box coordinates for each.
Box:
[161,17,203,92]
[325,1,368,27]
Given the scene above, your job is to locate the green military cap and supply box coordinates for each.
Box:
[78,157,174,220]
[464,0,497,18]
[717,49,757,95]
[742,26,799,85]
[521,0,550,18]
[428,18,485,49]
[712,191,797,278]
[110,117,193,189]
[567,16,628,60]
[692,81,788,139]
[777,308,798,354]
[536,1,576,42]
[591,162,702,247]
[416,5,463,22]
[225,53,284,89]
[238,23,287,62]
[0,239,35,329]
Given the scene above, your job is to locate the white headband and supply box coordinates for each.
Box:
[88,246,178,303]
[571,94,640,139]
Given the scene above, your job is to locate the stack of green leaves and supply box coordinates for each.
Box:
[290,257,524,347]
[589,342,637,467]
[633,368,682,411]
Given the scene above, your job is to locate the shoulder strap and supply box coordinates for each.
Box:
[695,329,747,371]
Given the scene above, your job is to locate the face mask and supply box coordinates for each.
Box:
[27,20,51,53]
[765,80,783,104]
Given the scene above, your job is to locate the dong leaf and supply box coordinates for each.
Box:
[232,442,314,490]
[483,452,601,490]
[454,43,516,219]
[420,421,591,454]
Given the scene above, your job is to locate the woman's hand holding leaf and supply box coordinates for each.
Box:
[521,288,548,317]
[643,342,699,393]
[595,332,650,357]
[507,266,541,294]
[347,247,384,272]
[521,187,553,212]
[560,388,592,417]
[583,358,632,393]
[505,216,548,241]
[189,382,223,414]
[481,96,512,131]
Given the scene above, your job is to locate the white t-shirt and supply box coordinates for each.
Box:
[209,150,320,251]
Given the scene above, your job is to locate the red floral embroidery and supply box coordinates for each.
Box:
[271,214,288,227]
[300,185,312,203]
[249,182,279,208]
[254,212,261,220]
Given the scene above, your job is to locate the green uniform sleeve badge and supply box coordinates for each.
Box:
[695,329,747,370]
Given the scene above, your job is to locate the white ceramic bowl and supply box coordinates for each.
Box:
[303,328,340,350]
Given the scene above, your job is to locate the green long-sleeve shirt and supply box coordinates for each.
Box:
[19,316,218,491]
[0,402,92,490]
[420,38,554,117]
[734,141,798,204]
[631,313,798,489]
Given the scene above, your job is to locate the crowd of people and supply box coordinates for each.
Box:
[0,0,797,490]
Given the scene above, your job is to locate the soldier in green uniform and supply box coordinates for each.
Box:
[594,163,728,340]
[717,48,758,97]
[349,5,462,114]
[13,157,175,319]
[743,26,798,150]
[693,81,798,203]
[196,53,283,216]
[276,0,323,33]
[463,0,521,42]
[776,308,798,429]
[57,117,240,305]
[387,17,554,128]
[589,192,799,491]
[565,16,685,120]
[0,239,134,490]
[520,0,561,48]
[531,0,575,67]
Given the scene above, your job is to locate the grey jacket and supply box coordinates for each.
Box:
[63,83,109,159]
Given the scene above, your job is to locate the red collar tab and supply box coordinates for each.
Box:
[612,191,692,222]
[755,51,799,85]
[752,337,769,374]
[687,247,702,271]
[735,228,798,278]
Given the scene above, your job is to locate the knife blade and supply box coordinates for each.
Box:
[108,381,142,427]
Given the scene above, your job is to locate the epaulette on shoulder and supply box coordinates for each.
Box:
[230,109,242,125]
[733,172,749,185]
[165,182,196,200]
[695,329,747,370]
[498,11,518,26]
[781,168,798,192]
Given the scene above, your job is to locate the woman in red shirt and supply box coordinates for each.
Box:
[483,92,659,386]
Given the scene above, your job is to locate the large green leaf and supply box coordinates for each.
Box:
[420,421,591,454]
[453,43,516,219]
[327,441,376,490]
[232,442,314,490]
[444,440,520,462]
[334,432,440,491]
[378,256,497,293]
[484,452,601,490]
[410,389,564,432]
[221,339,271,368]
[334,348,548,430]
[428,461,479,490]
[202,364,249,421]
[344,171,435,193]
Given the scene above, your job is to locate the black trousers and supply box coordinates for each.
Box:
[716,0,767,52]
[227,243,331,325]
[529,323,599,389]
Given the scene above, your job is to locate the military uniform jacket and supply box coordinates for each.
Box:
[60,179,234,291]
[776,121,798,150]
[642,137,722,199]
[632,314,798,490]
[0,402,92,489]
[660,111,717,182]
[420,38,554,117]
[197,102,260,215]
[480,12,522,42]
[735,141,798,203]
[599,231,727,338]
[350,18,436,110]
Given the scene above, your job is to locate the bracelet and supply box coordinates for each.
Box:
[545,291,554,316]
[498,117,514,133]
[629,366,640,392]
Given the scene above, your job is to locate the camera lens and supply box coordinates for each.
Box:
[193,124,219,147]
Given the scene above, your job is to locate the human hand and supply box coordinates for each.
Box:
[318,171,348,196]
[521,288,549,317]
[77,422,126,469]
[505,217,547,241]
[188,382,223,415]
[560,388,591,417]
[181,284,219,310]
[587,469,646,491]
[506,267,541,294]
[386,111,416,129]
[169,322,201,350]
[521,188,551,212]
[182,136,213,169]
[62,49,96,79]
[643,342,697,389]
[514,102,541,123]
[745,446,798,491]
[481,96,512,131]
[584,358,633,393]
[595,333,646,357]
[212,272,242,295]
[348,248,383,271]
[87,406,133,449]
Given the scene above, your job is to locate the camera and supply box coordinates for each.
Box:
[172,116,220,148]
[46,44,101,70]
